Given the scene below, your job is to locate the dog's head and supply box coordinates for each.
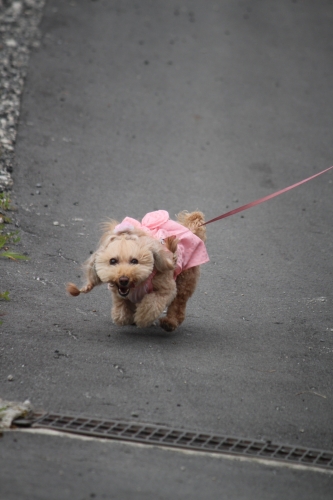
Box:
[92,228,175,298]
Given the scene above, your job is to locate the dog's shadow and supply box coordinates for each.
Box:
[109,323,179,342]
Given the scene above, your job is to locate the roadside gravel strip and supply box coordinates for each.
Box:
[0,0,45,192]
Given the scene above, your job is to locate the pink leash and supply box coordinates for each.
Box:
[203,166,333,226]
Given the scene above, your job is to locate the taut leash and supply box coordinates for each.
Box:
[203,166,333,226]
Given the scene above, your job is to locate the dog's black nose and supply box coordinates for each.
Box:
[119,276,129,287]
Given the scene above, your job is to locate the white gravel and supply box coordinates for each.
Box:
[0,0,45,192]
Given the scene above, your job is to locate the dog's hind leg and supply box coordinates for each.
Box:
[159,266,200,332]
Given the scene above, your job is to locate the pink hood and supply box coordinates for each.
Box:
[115,210,209,277]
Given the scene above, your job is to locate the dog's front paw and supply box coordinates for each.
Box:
[111,304,134,326]
[159,317,178,332]
[134,318,156,328]
[113,317,134,326]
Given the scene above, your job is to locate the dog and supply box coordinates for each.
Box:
[67,210,209,331]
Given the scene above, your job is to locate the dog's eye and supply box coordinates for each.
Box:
[130,258,139,264]
[109,258,118,265]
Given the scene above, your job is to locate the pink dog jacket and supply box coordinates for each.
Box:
[115,210,209,277]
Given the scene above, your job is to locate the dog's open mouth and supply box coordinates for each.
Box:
[108,279,135,298]
[117,285,131,297]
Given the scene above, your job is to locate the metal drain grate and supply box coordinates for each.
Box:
[13,412,333,470]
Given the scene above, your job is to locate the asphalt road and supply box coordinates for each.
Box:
[1,0,333,498]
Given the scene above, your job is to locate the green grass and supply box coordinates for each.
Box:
[0,194,27,261]
[0,291,10,301]
[0,226,28,260]
[0,193,12,211]
[0,193,29,323]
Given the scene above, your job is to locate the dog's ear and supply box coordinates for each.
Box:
[67,219,120,299]
[66,282,95,296]
[150,239,176,272]
[66,252,102,297]
[83,252,102,287]
[164,236,178,254]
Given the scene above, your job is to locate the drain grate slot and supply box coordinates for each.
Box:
[14,413,333,470]
[136,427,155,439]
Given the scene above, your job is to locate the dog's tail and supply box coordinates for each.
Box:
[177,211,207,242]
[66,282,95,296]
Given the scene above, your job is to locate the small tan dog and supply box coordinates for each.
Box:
[67,210,209,331]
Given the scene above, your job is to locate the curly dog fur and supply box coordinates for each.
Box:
[67,211,207,331]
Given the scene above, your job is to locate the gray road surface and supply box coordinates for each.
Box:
[1,0,333,498]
